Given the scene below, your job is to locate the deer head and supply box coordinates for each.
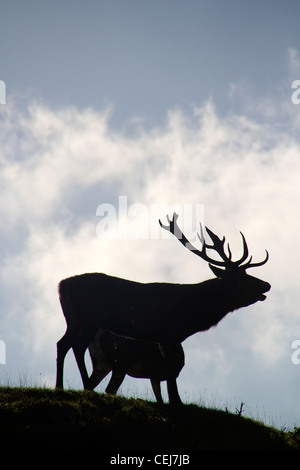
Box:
[159,212,270,308]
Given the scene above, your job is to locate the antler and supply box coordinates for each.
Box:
[159,213,230,267]
[159,212,269,271]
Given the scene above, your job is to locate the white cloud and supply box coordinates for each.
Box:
[0,93,300,424]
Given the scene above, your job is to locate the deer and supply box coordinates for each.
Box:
[56,213,270,405]
[87,328,185,404]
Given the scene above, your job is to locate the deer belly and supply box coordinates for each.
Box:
[127,360,167,380]
[107,337,168,380]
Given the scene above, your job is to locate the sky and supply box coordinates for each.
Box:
[0,0,300,429]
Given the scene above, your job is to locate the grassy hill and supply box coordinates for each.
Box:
[0,387,299,451]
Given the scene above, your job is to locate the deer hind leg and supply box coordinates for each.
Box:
[150,378,163,404]
[88,367,111,390]
[105,369,126,395]
[56,329,73,389]
[87,337,112,390]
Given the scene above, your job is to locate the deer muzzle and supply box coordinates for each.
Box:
[259,282,271,301]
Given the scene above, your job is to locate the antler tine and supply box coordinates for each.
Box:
[159,212,181,236]
[160,214,226,266]
[203,227,233,265]
[227,243,232,261]
[242,250,269,269]
[231,233,269,270]
[232,232,249,266]
[205,230,251,268]
[159,213,174,230]
[198,224,232,262]
[196,224,232,267]
[159,212,190,247]
[197,223,205,245]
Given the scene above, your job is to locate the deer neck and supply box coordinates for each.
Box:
[174,277,237,342]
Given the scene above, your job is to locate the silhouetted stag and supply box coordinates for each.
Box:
[56,213,270,404]
[88,329,184,403]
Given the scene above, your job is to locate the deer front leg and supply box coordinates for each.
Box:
[166,376,182,405]
[161,343,183,406]
[150,378,163,404]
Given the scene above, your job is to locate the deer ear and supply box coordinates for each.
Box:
[209,263,226,278]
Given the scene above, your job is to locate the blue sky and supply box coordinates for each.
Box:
[1,0,300,430]
[2,0,299,125]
